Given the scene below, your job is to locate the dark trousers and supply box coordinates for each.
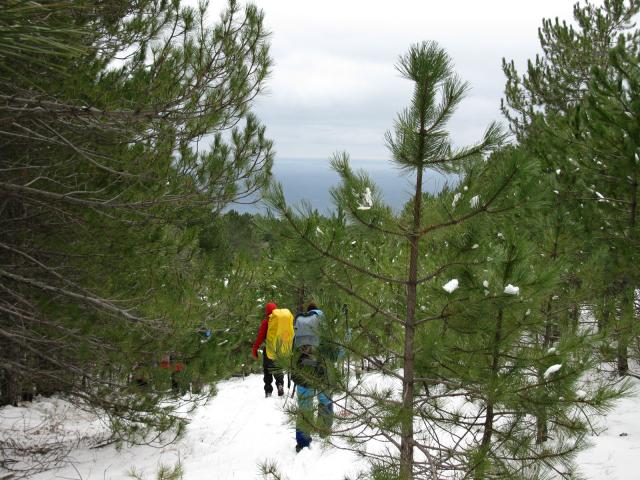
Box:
[263,352,284,394]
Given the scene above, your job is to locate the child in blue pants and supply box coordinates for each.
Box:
[293,303,337,452]
[295,385,333,451]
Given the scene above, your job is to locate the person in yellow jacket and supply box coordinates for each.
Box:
[252,303,294,397]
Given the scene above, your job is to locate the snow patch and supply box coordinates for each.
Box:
[357,187,373,210]
[443,279,459,293]
[504,284,519,295]
[543,364,562,379]
[452,192,462,208]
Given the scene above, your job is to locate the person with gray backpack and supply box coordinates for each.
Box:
[292,302,338,453]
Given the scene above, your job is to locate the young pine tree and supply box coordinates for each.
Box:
[268,42,528,479]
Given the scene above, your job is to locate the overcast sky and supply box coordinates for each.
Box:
[221,0,589,164]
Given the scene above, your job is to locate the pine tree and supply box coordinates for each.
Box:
[502,0,640,374]
[268,42,517,479]
[268,39,626,479]
[418,190,623,478]
[575,38,640,372]
[0,0,273,459]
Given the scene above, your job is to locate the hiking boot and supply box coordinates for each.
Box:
[265,391,272,398]
[277,385,284,396]
[295,444,304,453]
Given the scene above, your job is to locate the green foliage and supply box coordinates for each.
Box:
[1,1,635,479]
[0,0,273,460]
[503,0,640,375]
[259,459,289,480]
[265,34,630,478]
[268,41,571,479]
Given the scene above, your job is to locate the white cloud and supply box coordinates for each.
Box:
[269,52,400,107]
[203,1,595,159]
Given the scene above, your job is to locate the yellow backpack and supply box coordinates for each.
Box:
[265,308,294,360]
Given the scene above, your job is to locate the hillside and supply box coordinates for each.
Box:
[1,373,637,480]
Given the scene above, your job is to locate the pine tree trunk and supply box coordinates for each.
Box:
[536,223,560,443]
[475,401,494,480]
[1,343,22,406]
[484,312,503,449]
[618,169,638,375]
[537,311,550,446]
[473,306,509,479]
[480,401,494,450]
[569,303,580,333]
[398,75,431,477]
[400,311,416,480]
[400,164,423,480]
[598,296,612,333]
[536,409,549,444]
[536,297,553,444]
[617,288,633,375]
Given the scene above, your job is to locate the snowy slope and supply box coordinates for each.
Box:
[575,384,640,480]
[13,375,366,480]
[1,373,638,479]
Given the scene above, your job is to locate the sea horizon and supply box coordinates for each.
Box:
[229,157,456,214]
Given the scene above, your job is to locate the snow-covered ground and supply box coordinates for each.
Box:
[1,374,638,479]
[574,383,640,479]
[1,375,366,480]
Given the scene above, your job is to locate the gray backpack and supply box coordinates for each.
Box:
[293,309,331,384]
[294,309,322,349]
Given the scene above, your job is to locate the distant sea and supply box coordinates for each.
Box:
[230,158,455,214]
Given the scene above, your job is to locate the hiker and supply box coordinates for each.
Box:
[252,302,294,397]
[160,353,187,395]
[171,359,187,394]
[132,362,148,388]
[190,327,212,394]
[292,302,337,453]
